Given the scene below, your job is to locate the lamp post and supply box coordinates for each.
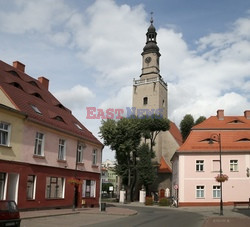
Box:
[209,133,223,216]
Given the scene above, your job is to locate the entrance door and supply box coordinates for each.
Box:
[7,173,19,204]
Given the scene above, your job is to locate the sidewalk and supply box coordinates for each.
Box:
[20,205,137,220]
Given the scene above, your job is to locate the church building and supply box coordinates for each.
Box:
[132,18,182,196]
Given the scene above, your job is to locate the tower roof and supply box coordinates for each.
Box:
[142,16,160,56]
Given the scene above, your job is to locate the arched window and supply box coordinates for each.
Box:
[143,97,148,105]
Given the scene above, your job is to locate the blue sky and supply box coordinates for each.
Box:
[0,0,250,161]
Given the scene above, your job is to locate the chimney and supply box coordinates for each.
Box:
[244,110,250,119]
[38,76,49,90]
[13,61,25,72]
[217,109,224,120]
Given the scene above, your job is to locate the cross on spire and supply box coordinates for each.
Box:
[150,12,154,24]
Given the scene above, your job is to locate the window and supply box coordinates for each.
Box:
[45,177,64,199]
[31,105,42,115]
[230,160,238,172]
[196,160,204,171]
[92,149,97,165]
[34,132,44,156]
[213,186,221,198]
[212,160,220,172]
[0,122,10,146]
[77,144,84,163]
[196,186,204,198]
[27,175,36,200]
[82,180,96,198]
[58,139,66,160]
[143,97,148,105]
[0,173,6,200]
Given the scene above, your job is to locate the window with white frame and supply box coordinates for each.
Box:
[230,160,238,172]
[0,172,6,200]
[26,175,36,200]
[58,139,66,160]
[92,149,97,165]
[82,180,96,198]
[77,143,84,163]
[0,122,10,146]
[196,186,204,198]
[196,160,204,171]
[45,177,64,199]
[213,185,221,198]
[34,132,44,156]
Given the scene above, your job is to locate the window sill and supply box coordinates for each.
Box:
[0,144,11,148]
[57,159,67,163]
[77,162,84,166]
[45,198,64,200]
[33,154,45,159]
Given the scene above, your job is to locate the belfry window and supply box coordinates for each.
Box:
[143,97,148,105]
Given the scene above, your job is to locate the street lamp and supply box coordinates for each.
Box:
[209,133,223,216]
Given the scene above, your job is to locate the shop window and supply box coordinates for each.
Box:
[27,175,36,200]
[82,180,96,198]
[0,172,6,200]
[45,177,64,199]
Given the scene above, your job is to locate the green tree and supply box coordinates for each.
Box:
[195,116,206,125]
[99,115,170,201]
[180,115,207,142]
[180,114,194,142]
[137,143,156,193]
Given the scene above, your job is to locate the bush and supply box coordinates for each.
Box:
[145,196,153,205]
[159,197,170,206]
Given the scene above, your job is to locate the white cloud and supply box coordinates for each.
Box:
[54,85,95,110]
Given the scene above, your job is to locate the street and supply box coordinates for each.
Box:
[21,206,204,227]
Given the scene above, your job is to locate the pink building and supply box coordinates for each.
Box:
[0,60,103,209]
[171,110,250,206]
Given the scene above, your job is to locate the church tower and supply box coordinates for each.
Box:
[132,17,182,194]
[133,17,168,118]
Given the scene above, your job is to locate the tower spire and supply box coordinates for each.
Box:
[150,11,154,24]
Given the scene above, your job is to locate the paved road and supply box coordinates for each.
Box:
[21,206,204,227]
[88,206,204,227]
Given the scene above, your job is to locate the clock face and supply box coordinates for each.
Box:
[145,56,152,64]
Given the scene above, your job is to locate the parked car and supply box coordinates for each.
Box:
[0,200,21,227]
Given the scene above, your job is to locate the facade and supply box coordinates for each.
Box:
[171,110,250,206]
[132,18,182,193]
[0,60,103,209]
[101,159,119,196]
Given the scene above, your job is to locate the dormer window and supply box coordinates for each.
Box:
[56,103,66,110]
[29,81,40,88]
[143,97,148,105]
[7,70,21,78]
[54,116,64,122]
[32,92,43,100]
[9,82,23,90]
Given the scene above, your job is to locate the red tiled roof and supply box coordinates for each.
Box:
[158,156,172,173]
[0,60,102,146]
[169,121,182,146]
[177,113,250,153]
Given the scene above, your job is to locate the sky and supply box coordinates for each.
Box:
[1,0,250,161]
